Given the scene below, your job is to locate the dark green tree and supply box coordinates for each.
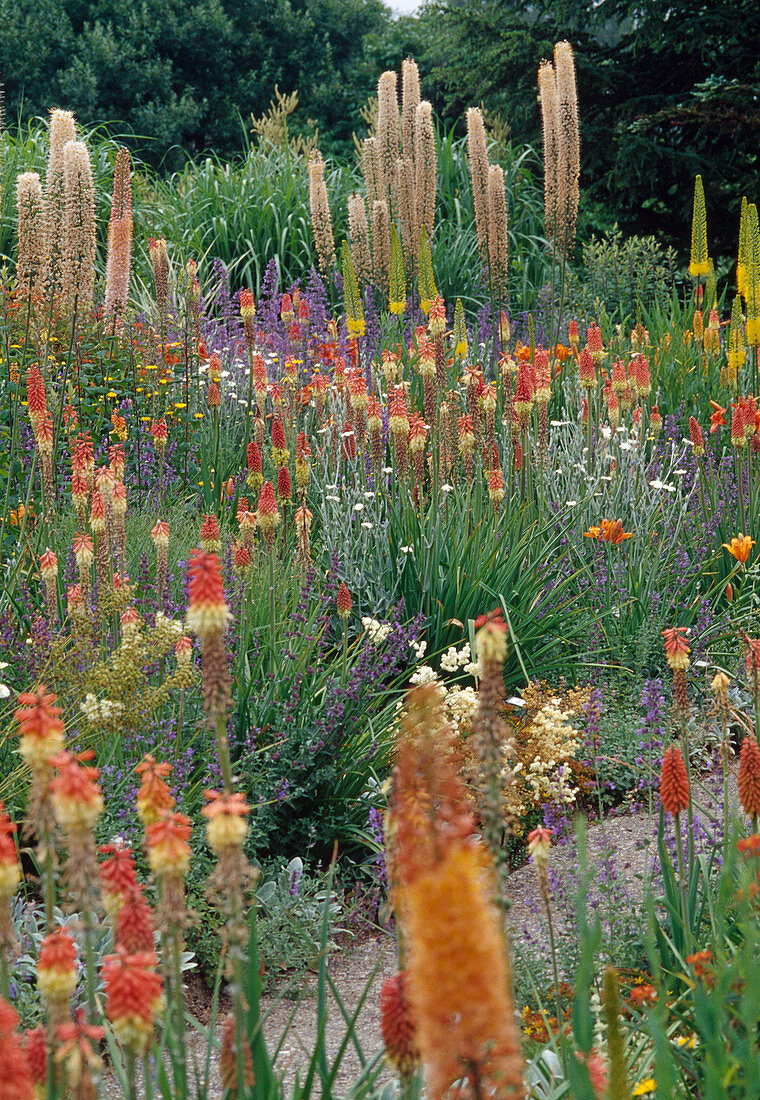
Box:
[0,0,396,166]
[421,0,760,257]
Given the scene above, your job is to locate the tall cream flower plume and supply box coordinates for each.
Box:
[308,153,336,272]
[16,173,47,305]
[45,109,77,301]
[104,148,133,324]
[61,140,96,316]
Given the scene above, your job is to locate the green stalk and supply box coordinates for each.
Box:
[244,344,255,454]
[83,907,97,1020]
[0,343,27,568]
[696,457,708,526]
[0,950,9,1001]
[673,810,691,955]
[268,546,277,675]
[170,925,187,1093]
[341,619,348,686]
[215,713,234,796]
[736,448,747,534]
[126,1051,138,1100]
[174,689,185,766]
[749,443,755,536]
[540,879,565,1070]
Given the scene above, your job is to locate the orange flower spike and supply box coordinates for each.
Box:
[14,686,66,770]
[659,744,690,815]
[256,483,281,549]
[337,582,352,620]
[662,627,690,671]
[199,514,221,554]
[23,1026,48,1092]
[380,970,420,1077]
[527,826,553,870]
[101,948,164,1055]
[49,752,104,832]
[722,534,755,564]
[135,755,174,826]
[202,790,249,854]
[688,416,705,456]
[402,841,526,1099]
[738,735,760,819]
[99,844,139,917]
[145,811,192,877]
[186,549,231,638]
[0,998,35,1100]
[115,885,156,953]
[55,1008,105,1090]
[37,928,78,1005]
[0,804,20,903]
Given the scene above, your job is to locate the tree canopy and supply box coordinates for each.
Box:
[0,0,398,166]
[420,0,760,255]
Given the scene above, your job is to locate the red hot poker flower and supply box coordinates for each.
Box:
[380,971,420,1076]
[135,756,174,826]
[186,549,231,638]
[659,745,690,815]
[0,998,34,1100]
[662,627,690,671]
[14,686,65,770]
[738,735,760,818]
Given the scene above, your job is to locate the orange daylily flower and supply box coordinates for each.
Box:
[583,519,633,545]
[722,533,755,564]
[709,400,726,433]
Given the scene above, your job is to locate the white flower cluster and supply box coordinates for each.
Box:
[155,612,183,638]
[80,694,125,723]
[410,639,427,661]
[446,685,479,731]
[361,617,392,645]
[522,698,579,806]
[409,664,438,687]
[440,642,471,672]
[0,661,9,700]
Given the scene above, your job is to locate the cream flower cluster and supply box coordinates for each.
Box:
[440,642,471,672]
[80,694,125,723]
[361,617,392,645]
[520,698,579,806]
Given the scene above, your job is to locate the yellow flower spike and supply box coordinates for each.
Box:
[738,196,748,299]
[722,533,755,564]
[341,240,365,338]
[689,174,709,277]
[417,226,437,314]
[745,203,760,346]
[727,294,746,390]
[389,224,406,315]
[453,298,467,357]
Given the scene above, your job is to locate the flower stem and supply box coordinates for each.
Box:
[674,810,691,955]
